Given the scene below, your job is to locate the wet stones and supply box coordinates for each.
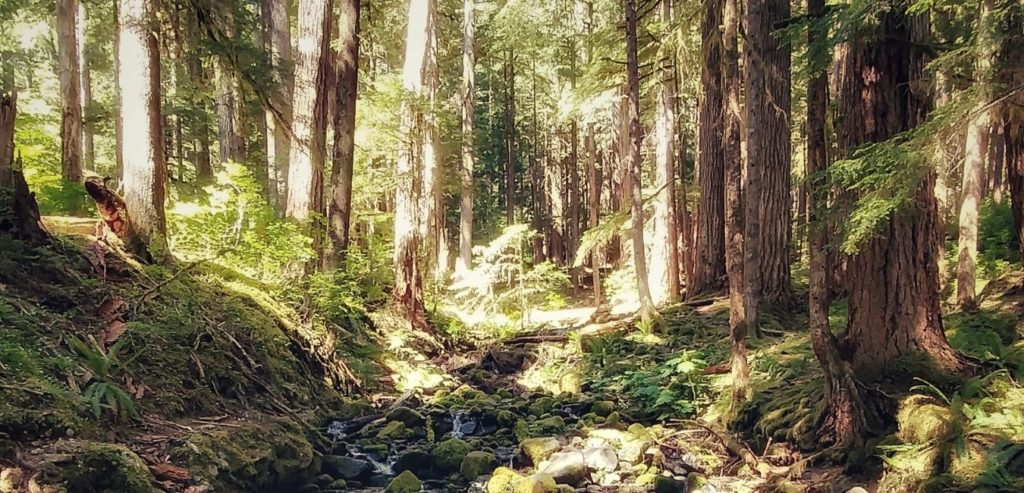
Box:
[386,406,427,428]
[384,470,422,493]
[460,451,498,479]
[540,451,588,486]
[520,437,562,466]
[432,438,472,473]
[321,455,372,480]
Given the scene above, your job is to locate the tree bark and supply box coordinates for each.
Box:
[625,0,656,324]
[118,0,166,260]
[77,2,94,172]
[421,4,444,275]
[840,6,968,381]
[1004,5,1024,262]
[505,49,517,226]
[744,0,792,310]
[58,0,84,183]
[393,0,433,326]
[286,0,333,222]
[806,0,868,448]
[957,0,995,311]
[260,0,293,209]
[586,123,603,306]
[457,0,475,273]
[327,0,360,269]
[690,0,726,298]
[650,0,679,306]
[0,92,13,188]
[722,0,748,406]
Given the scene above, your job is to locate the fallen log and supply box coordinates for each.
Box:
[84,176,129,238]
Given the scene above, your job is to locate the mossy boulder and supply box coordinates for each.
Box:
[486,467,523,493]
[385,407,426,428]
[377,421,411,439]
[590,401,615,417]
[528,397,556,417]
[35,440,157,493]
[897,394,953,444]
[497,410,518,427]
[654,476,686,493]
[432,438,471,473]
[384,470,422,493]
[460,451,498,480]
[534,416,565,435]
[168,418,316,491]
[393,449,433,478]
[520,437,561,466]
[515,473,558,493]
[321,456,372,480]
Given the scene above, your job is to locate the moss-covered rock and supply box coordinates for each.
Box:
[321,455,372,480]
[590,401,615,417]
[386,407,426,428]
[528,397,556,417]
[384,470,422,493]
[460,451,498,480]
[35,440,158,493]
[168,418,316,491]
[486,467,523,493]
[520,437,561,466]
[534,416,565,435]
[515,473,558,493]
[432,438,471,473]
[393,449,433,478]
[897,394,953,444]
[654,475,686,493]
[378,421,411,439]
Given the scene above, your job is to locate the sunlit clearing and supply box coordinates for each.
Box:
[383,357,447,392]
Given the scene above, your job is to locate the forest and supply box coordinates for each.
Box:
[1,0,1024,491]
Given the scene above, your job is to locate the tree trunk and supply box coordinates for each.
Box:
[457,0,475,273]
[1005,6,1024,262]
[744,0,792,311]
[421,4,444,276]
[1,92,16,188]
[505,49,517,226]
[586,123,603,306]
[0,96,47,247]
[625,0,656,324]
[957,0,995,311]
[722,0,748,406]
[77,2,94,172]
[327,0,360,269]
[118,0,166,260]
[806,0,868,448]
[393,0,433,326]
[650,0,679,306]
[840,7,968,381]
[58,0,84,183]
[286,0,333,222]
[691,0,726,298]
[113,0,124,181]
[260,0,293,209]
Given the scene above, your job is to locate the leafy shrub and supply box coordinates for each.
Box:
[68,336,139,421]
[978,199,1020,275]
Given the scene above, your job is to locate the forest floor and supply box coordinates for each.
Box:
[2,221,1024,493]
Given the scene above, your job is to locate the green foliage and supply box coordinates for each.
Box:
[67,336,139,421]
[168,163,313,287]
[309,249,392,328]
[978,199,1020,274]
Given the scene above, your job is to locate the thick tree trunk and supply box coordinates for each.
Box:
[393,0,433,325]
[422,5,445,276]
[457,0,475,273]
[722,0,748,406]
[1005,7,1024,262]
[957,0,995,311]
[58,0,84,183]
[118,0,166,260]
[625,0,656,324]
[806,0,868,448]
[260,0,293,209]
[690,0,726,297]
[327,0,360,269]
[286,0,333,222]
[77,2,94,172]
[744,0,792,310]
[650,0,679,306]
[0,92,13,187]
[840,7,968,381]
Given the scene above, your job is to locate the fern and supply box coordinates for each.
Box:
[68,336,139,421]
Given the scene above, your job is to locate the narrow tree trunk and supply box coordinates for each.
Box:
[457,0,475,273]
[722,0,748,406]
[118,0,166,260]
[957,0,995,311]
[58,0,84,183]
[393,0,433,325]
[422,5,444,275]
[690,0,726,297]
[806,0,868,448]
[625,0,656,324]
[327,0,360,269]
[744,0,792,316]
[586,123,603,306]
[530,62,546,263]
[505,49,517,226]
[113,0,124,181]
[77,2,94,172]
[0,92,15,188]
[840,7,968,381]
[651,0,679,305]
[260,0,293,209]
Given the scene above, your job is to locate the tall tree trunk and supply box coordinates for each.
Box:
[530,62,546,263]
[327,0,360,269]
[0,92,15,187]
[58,0,83,183]
[260,0,293,209]
[118,0,166,260]
[586,123,603,306]
[625,0,656,324]
[286,0,333,223]
[722,0,748,406]
[393,0,433,325]
[457,0,475,273]
[690,0,726,297]
[840,6,968,381]
[806,0,868,448]
[505,49,517,226]
[1004,4,1024,262]
[957,0,995,311]
[422,4,445,276]
[77,1,94,172]
[113,0,124,181]
[651,0,679,305]
[745,0,793,312]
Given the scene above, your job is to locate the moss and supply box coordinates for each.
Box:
[35,440,157,493]
[590,400,615,417]
[896,394,953,444]
[520,437,560,466]
[168,417,316,492]
[377,421,411,439]
[460,450,497,480]
[384,470,422,493]
[432,438,471,473]
[486,467,523,493]
[534,416,565,435]
[528,397,555,417]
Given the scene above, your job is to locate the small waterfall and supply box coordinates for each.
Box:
[345,443,394,476]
